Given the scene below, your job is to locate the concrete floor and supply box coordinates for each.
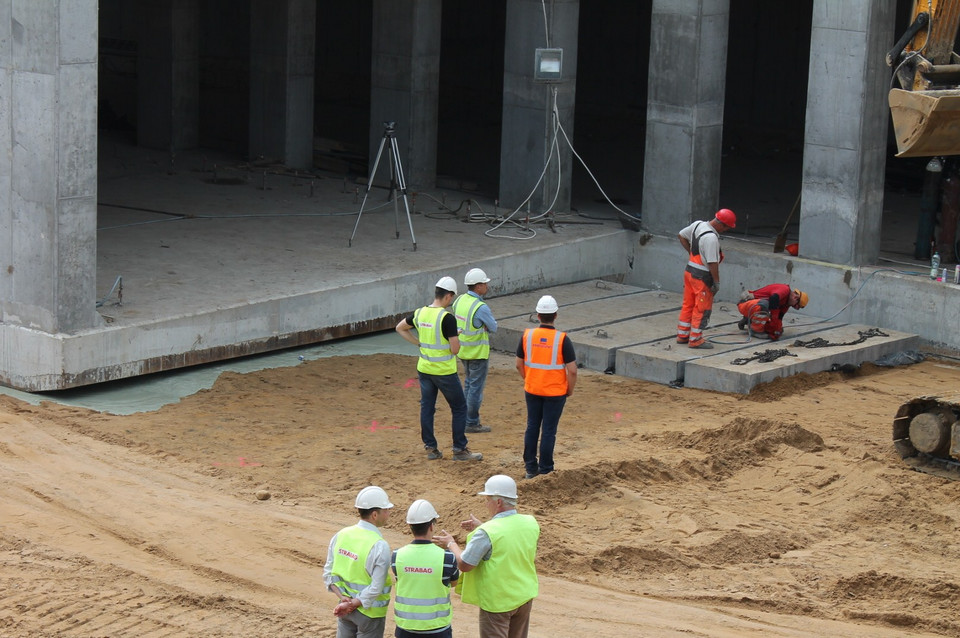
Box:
[4,134,940,394]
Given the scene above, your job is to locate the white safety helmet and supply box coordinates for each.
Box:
[477,474,518,500]
[464,268,490,286]
[535,295,559,314]
[436,276,458,294]
[355,486,393,509]
[406,499,439,524]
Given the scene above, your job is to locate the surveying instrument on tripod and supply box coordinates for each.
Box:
[349,121,417,251]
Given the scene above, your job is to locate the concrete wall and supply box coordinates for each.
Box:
[0,1,100,334]
[499,0,579,211]
[622,230,960,352]
[798,0,895,266]
[369,0,441,189]
[0,231,632,391]
[249,0,316,169]
[642,0,730,235]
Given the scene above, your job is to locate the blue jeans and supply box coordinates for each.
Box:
[461,358,489,428]
[419,371,468,452]
[523,392,567,475]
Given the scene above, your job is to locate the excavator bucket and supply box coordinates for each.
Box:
[889,88,960,157]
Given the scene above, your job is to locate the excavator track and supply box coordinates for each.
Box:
[893,394,960,479]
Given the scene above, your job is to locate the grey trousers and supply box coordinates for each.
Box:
[337,609,386,638]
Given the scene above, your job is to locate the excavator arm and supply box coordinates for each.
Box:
[888,0,960,156]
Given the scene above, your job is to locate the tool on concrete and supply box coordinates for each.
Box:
[350,121,417,251]
[774,193,800,253]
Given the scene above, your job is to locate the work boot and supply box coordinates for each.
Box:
[465,424,491,433]
[452,448,483,461]
[524,471,539,479]
[426,448,443,460]
[689,341,714,349]
[737,318,747,331]
[676,338,689,345]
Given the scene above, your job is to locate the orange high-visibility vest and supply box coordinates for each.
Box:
[522,327,568,397]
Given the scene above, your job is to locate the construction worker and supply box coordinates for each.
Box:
[324,486,395,638]
[516,295,577,479]
[392,499,459,638]
[396,276,482,462]
[433,475,540,638]
[453,267,498,434]
[737,284,809,341]
[676,208,737,349]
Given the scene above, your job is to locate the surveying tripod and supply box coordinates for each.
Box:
[349,121,417,251]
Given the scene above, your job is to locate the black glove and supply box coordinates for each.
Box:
[709,283,720,295]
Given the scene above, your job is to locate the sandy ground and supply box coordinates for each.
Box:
[2,350,960,637]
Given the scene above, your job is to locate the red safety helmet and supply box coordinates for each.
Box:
[714,208,737,229]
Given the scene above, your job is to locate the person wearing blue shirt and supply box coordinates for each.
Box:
[452,268,498,434]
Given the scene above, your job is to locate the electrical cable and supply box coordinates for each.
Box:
[540,0,551,48]
[96,275,122,308]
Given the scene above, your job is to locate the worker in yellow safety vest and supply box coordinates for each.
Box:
[391,499,459,638]
[397,276,482,462]
[324,485,395,638]
[434,475,540,638]
[452,267,498,434]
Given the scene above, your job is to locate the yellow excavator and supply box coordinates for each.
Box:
[888,0,960,157]
[887,3,960,478]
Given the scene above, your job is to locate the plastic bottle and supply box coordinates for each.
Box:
[931,251,941,279]
[955,265,960,284]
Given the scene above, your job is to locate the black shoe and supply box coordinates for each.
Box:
[465,424,491,433]
[689,341,714,349]
[524,471,538,479]
[737,318,747,331]
[426,448,442,460]
[452,448,483,461]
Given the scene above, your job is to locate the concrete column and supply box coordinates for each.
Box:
[641,0,729,235]
[249,0,316,170]
[0,1,100,334]
[499,0,579,212]
[137,0,200,152]
[799,0,895,265]
[369,0,441,189]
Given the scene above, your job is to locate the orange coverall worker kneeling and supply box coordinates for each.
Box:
[676,209,736,349]
[737,284,809,341]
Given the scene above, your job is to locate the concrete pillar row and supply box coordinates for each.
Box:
[799,0,895,266]
[641,0,730,236]
[499,0,579,212]
[368,0,441,190]
[137,0,200,152]
[0,0,100,334]
[249,0,316,170]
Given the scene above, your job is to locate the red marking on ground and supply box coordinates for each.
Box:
[212,457,263,468]
[614,412,622,422]
[404,378,418,389]
[355,419,399,432]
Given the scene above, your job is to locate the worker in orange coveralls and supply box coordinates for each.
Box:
[676,209,736,349]
[737,284,809,340]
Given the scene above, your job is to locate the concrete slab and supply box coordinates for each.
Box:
[489,283,672,369]
[683,324,920,394]
[613,316,847,386]
[489,279,652,320]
